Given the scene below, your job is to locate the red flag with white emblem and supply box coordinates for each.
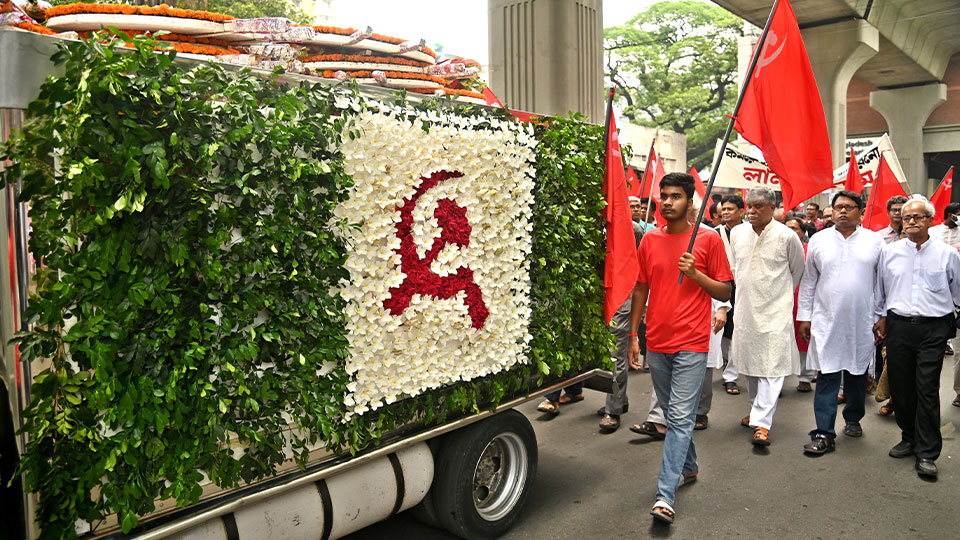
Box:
[734,0,833,211]
[930,167,954,225]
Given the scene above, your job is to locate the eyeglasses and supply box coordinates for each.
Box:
[833,204,859,212]
[902,215,928,223]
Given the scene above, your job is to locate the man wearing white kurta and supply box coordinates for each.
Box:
[796,191,885,455]
[730,186,805,446]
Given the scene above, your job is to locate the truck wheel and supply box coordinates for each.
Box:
[432,410,537,540]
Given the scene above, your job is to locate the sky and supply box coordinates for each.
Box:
[330,0,677,73]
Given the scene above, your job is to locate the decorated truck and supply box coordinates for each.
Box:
[0,8,614,540]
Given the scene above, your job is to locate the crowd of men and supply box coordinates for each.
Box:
[536,174,960,525]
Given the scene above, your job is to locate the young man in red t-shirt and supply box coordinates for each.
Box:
[627,173,733,524]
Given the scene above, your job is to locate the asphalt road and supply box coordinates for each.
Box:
[345,361,960,540]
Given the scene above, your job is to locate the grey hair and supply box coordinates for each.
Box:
[628,196,642,203]
[745,186,777,207]
[904,194,935,218]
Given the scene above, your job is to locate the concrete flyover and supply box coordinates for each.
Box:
[713,0,960,195]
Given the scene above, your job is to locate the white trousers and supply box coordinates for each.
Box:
[721,336,739,383]
[745,376,784,430]
[797,351,816,383]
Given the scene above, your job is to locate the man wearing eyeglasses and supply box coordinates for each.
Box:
[797,191,884,455]
[873,197,960,478]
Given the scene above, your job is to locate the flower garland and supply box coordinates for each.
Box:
[335,98,537,414]
[77,30,236,48]
[320,69,445,86]
[9,21,57,35]
[301,53,430,69]
[45,2,235,23]
[409,87,487,100]
[312,24,437,58]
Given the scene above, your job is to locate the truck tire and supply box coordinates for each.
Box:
[432,410,537,540]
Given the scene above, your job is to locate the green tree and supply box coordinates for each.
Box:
[46,0,312,24]
[605,1,742,169]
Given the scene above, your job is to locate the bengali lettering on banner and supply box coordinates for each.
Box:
[832,133,907,188]
[711,139,784,190]
[712,134,908,193]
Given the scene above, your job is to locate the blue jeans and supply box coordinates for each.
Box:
[646,350,707,506]
[809,370,866,439]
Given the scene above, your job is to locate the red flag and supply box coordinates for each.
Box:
[734,0,833,211]
[864,155,909,231]
[603,112,640,324]
[690,166,706,200]
[843,148,864,193]
[930,167,954,225]
[626,166,642,198]
[481,87,504,107]
[644,149,666,204]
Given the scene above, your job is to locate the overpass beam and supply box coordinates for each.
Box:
[869,83,947,194]
[801,20,879,168]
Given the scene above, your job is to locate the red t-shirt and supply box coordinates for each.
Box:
[637,226,733,353]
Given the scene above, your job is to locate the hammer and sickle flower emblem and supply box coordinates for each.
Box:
[383,170,489,329]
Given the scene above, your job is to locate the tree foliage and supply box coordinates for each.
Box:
[605,1,742,169]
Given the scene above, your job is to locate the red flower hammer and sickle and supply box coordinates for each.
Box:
[383,170,489,329]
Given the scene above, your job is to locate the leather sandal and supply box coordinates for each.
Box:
[536,399,559,415]
[650,500,675,524]
[558,393,584,405]
[879,402,894,416]
[723,381,741,395]
[752,427,771,446]
[599,413,620,433]
[630,421,666,439]
[740,415,751,428]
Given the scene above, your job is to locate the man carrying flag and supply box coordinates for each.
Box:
[627,173,732,524]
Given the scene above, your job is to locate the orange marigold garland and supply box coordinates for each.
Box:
[409,87,486,100]
[10,21,57,35]
[311,25,437,59]
[301,53,430,69]
[77,30,236,48]
[45,2,235,23]
[320,70,445,85]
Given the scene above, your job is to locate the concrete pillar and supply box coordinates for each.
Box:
[870,83,947,193]
[802,20,879,168]
[488,0,604,122]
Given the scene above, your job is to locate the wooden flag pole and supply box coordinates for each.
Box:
[679,0,781,284]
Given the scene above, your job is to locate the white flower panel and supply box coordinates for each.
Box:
[336,102,537,414]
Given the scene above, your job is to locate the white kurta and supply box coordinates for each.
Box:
[796,227,884,375]
[707,298,732,369]
[730,220,805,377]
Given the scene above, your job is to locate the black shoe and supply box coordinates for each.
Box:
[916,458,938,477]
[843,421,863,438]
[889,440,915,458]
[803,437,835,455]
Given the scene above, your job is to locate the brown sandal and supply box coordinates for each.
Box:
[879,402,894,416]
[752,427,771,446]
[558,393,584,405]
[536,399,559,415]
[953,395,960,408]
